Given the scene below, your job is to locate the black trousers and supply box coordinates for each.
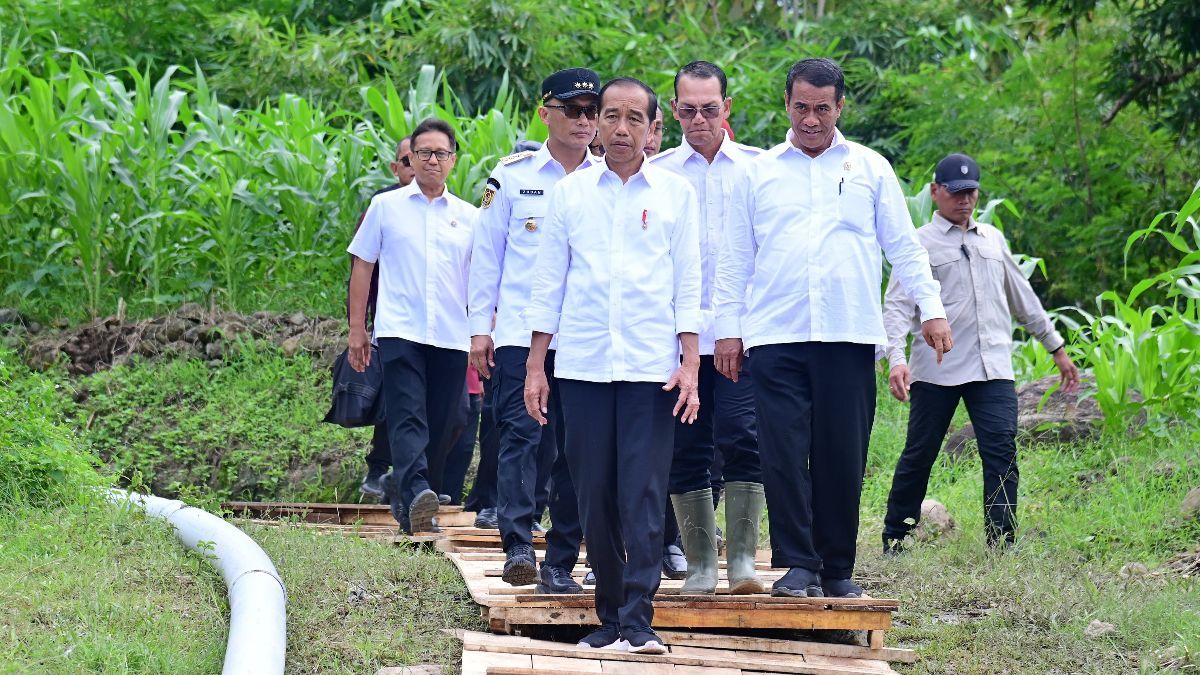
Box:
[559,379,675,629]
[750,342,875,580]
[441,392,482,505]
[377,337,467,507]
[670,355,760,493]
[366,423,391,477]
[494,347,578,559]
[465,377,500,511]
[884,380,1019,545]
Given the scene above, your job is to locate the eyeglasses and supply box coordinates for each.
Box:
[413,149,455,162]
[544,104,599,120]
[398,156,412,168]
[676,104,723,120]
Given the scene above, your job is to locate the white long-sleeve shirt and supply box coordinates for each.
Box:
[648,131,762,354]
[347,182,477,351]
[714,129,945,351]
[524,159,703,383]
[468,145,602,348]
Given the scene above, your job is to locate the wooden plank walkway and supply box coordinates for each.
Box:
[225,501,915,674]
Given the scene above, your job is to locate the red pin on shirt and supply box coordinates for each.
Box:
[642,209,649,230]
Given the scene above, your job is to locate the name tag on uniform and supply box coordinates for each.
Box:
[519,189,544,196]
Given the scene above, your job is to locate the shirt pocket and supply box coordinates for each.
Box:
[928,247,967,307]
[975,245,1007,292]
[835,178,876,236]
[510,203,547,238]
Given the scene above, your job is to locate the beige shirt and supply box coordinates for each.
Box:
[883,212,1064,385]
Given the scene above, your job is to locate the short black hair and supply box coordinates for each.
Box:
[674,60,728,99]
[394,135,411,160]
[410,118,457,151]
[599,77,658,122]
[785,58,845,102]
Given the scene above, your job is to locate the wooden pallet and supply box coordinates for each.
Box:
[225,501,915,672]
[456,629,907,674]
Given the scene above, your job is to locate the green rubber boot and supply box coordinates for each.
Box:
[724,481,766,594]
[671,488,718,595]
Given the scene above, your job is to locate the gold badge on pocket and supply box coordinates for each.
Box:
[524,218,538,232]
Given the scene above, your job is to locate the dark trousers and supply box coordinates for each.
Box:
[366,423,391,477]
[670,355,760,493]
[750,342,875,580]
[559,379,675,629]
[377,337,467,507]
[494,347,576,556]
[442,392,482,505]
[465,378,500,511]
[884,380,1019,545]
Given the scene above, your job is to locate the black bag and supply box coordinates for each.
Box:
[323,346,385,428]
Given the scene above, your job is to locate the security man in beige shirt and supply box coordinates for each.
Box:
[881,153,1079,551]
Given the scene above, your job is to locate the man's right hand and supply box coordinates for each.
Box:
[888,364,912,402]
[524,367,551,426]
[470,335,496,378]
[348,326,371,373]
[714,338,744,382]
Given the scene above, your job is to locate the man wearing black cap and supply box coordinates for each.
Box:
[468,68,602,593]
[882,153,1079,551]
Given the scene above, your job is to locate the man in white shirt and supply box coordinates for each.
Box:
[346,118,477,535]
[648,60,765,596]
[469,68,603,594]
[713,58,953,598]
[524,77,702,655]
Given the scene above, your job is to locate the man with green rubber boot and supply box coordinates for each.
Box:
[649,61,765,595]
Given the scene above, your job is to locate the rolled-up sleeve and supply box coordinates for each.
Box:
[1001,238,1064,352]
[882,272,918,368]
[524,182,570,335]
[672,185,703,334]
[714,168,755,339]
[468,176,508,337]
[874,167,945,323]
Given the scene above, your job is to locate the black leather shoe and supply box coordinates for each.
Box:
[771,567,823,598]
[883,536,905,557]
[536,564,583,594]
[583,570,596,585]
[661,543,687,580]
[360,472,387,498]
[474,507,498,529]
[531,521,547,535]
[438,493,452,505]
[502,543,538,586]
[407,489,441,534]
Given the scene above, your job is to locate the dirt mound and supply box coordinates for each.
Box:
[10,303,347,375]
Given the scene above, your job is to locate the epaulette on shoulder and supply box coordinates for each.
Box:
[499,150,536,166]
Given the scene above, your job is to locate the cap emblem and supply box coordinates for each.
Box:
[961,164,969,174]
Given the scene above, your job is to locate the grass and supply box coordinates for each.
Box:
[3,344,1199,672]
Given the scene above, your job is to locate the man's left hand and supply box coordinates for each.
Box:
[664,360,701,424]
[1053,347,1080,394]
[921,318,953,364]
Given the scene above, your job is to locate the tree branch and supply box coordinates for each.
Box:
[1102,61,1199,125]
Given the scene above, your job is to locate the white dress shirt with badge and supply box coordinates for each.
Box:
[347,181,477,351]
[648,130,762,355]
[469,144,602,349]
[714,128,945,351]
[524,160,703,383]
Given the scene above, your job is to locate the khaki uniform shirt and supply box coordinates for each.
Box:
[883,212,1064,385]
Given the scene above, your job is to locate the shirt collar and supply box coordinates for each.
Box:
[597,155,656,187]
[932,211,978,233]
[535,143,602,173]
[402,180,448,204]
[678,129,735,165]
[783,127,848,158]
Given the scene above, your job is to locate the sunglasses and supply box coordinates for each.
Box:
[398,156,412,168]
[676,104,723,120]
[544,103,599,120]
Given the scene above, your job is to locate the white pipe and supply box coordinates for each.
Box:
[107,489,287,675]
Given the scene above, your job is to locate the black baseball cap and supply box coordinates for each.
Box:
[541,68,600,103]
[934,153,981,192]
